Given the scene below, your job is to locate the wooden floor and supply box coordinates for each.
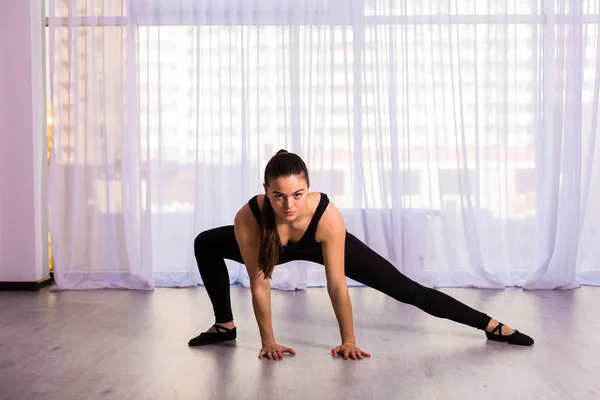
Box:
[1,285,599,400]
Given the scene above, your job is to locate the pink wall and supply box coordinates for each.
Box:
[0,1,47,282]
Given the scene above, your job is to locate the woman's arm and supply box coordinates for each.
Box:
[320,204,370,360]
[320,205,356,344]
[234,205,296,360]
[234,205,276,345]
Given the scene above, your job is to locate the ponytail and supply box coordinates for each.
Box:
[258,197,280,279]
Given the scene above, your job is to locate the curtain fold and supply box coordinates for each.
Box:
[48,0,600,291]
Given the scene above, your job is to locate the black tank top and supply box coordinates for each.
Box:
[248,192,330,264]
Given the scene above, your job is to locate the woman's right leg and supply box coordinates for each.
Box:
[193,225,244,324]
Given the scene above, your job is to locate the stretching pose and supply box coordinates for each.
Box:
[189,150,534,360]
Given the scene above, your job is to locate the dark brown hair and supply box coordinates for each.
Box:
[259,149,310,279]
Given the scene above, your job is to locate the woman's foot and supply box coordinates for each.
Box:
[485,319,534,346]
[188,321,237,346]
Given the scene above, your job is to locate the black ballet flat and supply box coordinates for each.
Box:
[188,324,237,346]
[485,322,534,346]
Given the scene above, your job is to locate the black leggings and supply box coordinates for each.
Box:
[194,226,492,331]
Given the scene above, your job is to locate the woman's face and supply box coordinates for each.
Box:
[264,174,309,222]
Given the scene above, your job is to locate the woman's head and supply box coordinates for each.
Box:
[264,149,310,187]
[259,149,310,279]
[263,149,310,222]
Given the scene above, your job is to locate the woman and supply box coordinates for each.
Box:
[190,150,534,361]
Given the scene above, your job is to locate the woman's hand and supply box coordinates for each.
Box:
[331,342,371,360]
[258,343,297,360]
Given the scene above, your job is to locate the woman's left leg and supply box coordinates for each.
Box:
[342,232,492,331]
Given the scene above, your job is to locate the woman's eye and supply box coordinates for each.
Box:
[295,193,302,198]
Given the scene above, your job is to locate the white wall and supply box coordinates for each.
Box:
[0,0,48,282]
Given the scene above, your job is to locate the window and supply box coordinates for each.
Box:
[46,0,599,216]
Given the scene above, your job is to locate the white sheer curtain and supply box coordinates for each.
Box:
[48,0,600,291]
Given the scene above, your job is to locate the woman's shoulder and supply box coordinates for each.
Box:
[315,195,345,242]
[319,197,343,223]
[253,194,265,209]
